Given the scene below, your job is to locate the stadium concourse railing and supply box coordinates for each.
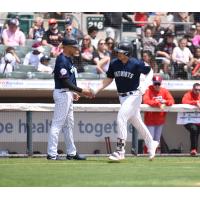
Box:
[0,103,199,156]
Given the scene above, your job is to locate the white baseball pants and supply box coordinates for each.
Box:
[47,89,76,157]
[117,91,153,148]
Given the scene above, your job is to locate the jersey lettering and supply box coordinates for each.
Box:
[114,71,134,79]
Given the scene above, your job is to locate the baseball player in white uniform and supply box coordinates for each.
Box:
[90,41,159,161]
[47,38,92,160]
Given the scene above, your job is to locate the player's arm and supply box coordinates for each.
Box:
[61,79,91,96]
[91,77,113,96]
[137,61,153,94]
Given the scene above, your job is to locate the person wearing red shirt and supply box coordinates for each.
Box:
[143,75,175,144]
[182,83,200,156]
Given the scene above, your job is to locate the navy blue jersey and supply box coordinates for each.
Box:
[53,53,77,89]
[106,57,150,93]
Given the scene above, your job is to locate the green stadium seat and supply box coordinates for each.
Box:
[0,73,6,78]
[77,72,100,79]
[0,44,6,56]
[15,64,37,72]
[6,71,27,79]
[83,65,97,73]
[32,72,53,79]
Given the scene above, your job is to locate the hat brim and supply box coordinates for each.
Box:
[114,47,127,54]
[63,44,80,48]
[153,81,161,84]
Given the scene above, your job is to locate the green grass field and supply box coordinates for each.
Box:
[0,156,200,187]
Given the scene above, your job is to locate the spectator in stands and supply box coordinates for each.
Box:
[0,47,20,74]
[141,50,156,71]
[23,42,44,67]
[142,26,158,55]
[87,26,99,50]
[184,32,196,55]
[63,17,83,42]
[192,47,200,79]
[80,34,95,66]
[105,37,116,59]
[172,37,194,79]
[182,83,200,156]
[2,18,26,46]
[159,63,171,80]
[150,15,168,43]
[155,30,176,78]
[192,22,200,47]
[143,75,174,144]
[93,39,110,74]
[42,18,63,57]
[132,12,148,39]
[103,12,133,42]
[4,46,20,64]
[37,55,53,73]
[28,17,45,41]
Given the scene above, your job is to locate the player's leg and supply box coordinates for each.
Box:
[62,99,77,156]
[126,95,158,160]
[47,91,71,158]
[109,93,143,160]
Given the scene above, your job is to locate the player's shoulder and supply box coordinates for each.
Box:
[129,57,138,63]
[110,57,119,65]
[129,57,143,65]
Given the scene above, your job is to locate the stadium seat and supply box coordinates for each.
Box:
[83,65,97,73]
[15,64,37,72]
[0,44,6,56]
[25,39,36,48]
[77,72,100,79]
[0,73,6,78]
[32,72,53,79]
[14,46,29,58]
[49,57,56,68]
[43,46,52,56]
[6,71,27,79]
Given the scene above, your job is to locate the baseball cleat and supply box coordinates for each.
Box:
[108,151,125,161]
[148,140,159,161]
[66,153,87,160]
[47,154,61,160]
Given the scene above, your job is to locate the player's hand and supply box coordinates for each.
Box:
[73,92,80,101]
[82,88,95,99]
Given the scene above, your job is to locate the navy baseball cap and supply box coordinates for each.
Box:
[62,38,79,48]
[40,55,51,62]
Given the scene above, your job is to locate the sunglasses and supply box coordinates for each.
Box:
[194,88,200,92]
[107,42,114,45]
[153,83,161,86]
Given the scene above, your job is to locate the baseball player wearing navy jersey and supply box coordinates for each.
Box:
[91,41,159,161]
[47,38,92,160]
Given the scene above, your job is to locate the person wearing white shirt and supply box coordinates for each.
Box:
[23,42,44,67]
[37,55,53,73]
[172,37,194,79]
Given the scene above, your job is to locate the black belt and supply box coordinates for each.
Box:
[118,91,134,97]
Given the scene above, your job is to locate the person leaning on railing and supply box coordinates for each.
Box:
[182,83,200,156]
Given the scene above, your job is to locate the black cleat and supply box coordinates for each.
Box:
[47,155,61,160]
[66,153,86,160]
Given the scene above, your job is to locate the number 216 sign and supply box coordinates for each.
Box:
[87,16,104,30]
